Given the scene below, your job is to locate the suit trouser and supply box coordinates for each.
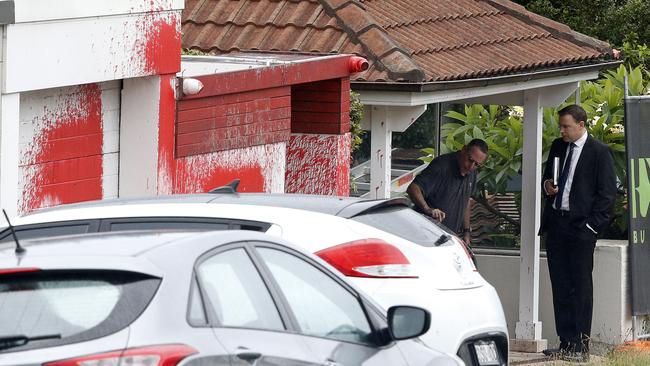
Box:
[545,211,596,352]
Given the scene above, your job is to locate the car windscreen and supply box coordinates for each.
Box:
[351,205,454,246]
[0,270,160,353]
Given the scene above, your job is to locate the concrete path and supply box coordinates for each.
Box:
[510,351,605,365]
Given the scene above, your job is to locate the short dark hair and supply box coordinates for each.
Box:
[558,104,587,125]
[467,138,488,154]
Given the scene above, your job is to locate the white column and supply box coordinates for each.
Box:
[367,105,427,199]
[0,93,20,217]
[516,88,544,340]
[369,106,392,199]
[119,76,161,197]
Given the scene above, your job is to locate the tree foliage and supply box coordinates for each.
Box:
[512,0,650,49]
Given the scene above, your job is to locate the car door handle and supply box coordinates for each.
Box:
[236,348,262,362]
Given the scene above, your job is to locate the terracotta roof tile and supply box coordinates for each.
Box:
[182,0,615,83]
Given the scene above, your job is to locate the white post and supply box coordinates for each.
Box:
[369,106,392,199]
[0,93,20,217]
[514,88,545,349]
[119,76,161,197]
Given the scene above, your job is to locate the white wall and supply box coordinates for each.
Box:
[476,240,632,345]
[18,81,121,213]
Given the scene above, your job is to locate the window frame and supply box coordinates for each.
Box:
[189,242,295,333]
[248,241,382,346]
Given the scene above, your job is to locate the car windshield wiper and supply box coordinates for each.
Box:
[434,234,450,246]
[0,333,61,350]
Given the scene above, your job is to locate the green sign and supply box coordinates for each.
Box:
[626,97,650,315]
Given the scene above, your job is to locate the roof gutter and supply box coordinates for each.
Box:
[351,60,623,93]
[0,0,15,24]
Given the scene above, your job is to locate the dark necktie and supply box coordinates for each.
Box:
[554,142,576,209]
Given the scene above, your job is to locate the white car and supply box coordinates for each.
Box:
[1,192,508,365]
[0,230,462,366]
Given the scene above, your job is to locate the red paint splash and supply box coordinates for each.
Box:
[157,74,270,194]
[141,13,181,74]
[21,84,103,213]
[175,163,265,193]
[286,134,350,196]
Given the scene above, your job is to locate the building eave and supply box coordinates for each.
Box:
[355,60,623,107]
[351,60,622,94]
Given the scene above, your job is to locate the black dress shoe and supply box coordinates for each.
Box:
[542,348,565,357]
[561,351,589,363]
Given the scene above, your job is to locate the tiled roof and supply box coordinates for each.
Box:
[182,0,614,83]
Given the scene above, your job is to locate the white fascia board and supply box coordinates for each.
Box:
[357,70,599,106]
[3,11,180,93]
[10,0,184,23]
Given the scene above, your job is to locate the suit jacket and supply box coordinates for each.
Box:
[539,135,617,237]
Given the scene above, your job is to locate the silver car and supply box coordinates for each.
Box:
[0,230,462,366]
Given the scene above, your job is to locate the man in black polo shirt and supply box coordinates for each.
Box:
[407,139,488,244]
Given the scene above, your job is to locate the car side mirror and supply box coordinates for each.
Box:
[387,305,431,341]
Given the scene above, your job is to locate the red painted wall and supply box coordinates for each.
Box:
[159,76,286,194]
[286,77,351,196]
[176,87,291,157]
[20,84,104,213]
[291,78,350,135]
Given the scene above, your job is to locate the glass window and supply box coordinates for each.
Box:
[0,224,93,243]
[0,270,159,352]
[352,206,452,246]
[197,248,283,330]
[109,221,228,231]
[188,278,208,326]
[257,248,373,344]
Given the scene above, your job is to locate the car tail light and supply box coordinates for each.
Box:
[315,239,417,278]
[0,267,40,275]
[454,236,478,272]
[45,344,197,366]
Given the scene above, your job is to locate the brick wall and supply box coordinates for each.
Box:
[286,77,351,196]
[18,81,120,213]
[175,87,291,158]
[291,78,350,135]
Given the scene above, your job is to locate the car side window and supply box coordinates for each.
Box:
[256,247,374,344]
[196,248,284,331]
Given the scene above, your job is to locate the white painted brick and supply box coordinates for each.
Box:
[19,120,35,146]
[103,130,120,154]
[102,109,120,132]
[102,174,119,199]
[100,80,122,92]
[102,152,119,176]
[101,87,121,114]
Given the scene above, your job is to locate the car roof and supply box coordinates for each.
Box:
[28,193,411,219]
[0,230,281,258]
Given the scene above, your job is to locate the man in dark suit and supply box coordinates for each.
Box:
[540,104,616,362]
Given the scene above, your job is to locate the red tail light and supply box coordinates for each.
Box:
[0,267,40,275]
[315,239,417,278]
[453,236,478,272]
[45,344,197,366]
